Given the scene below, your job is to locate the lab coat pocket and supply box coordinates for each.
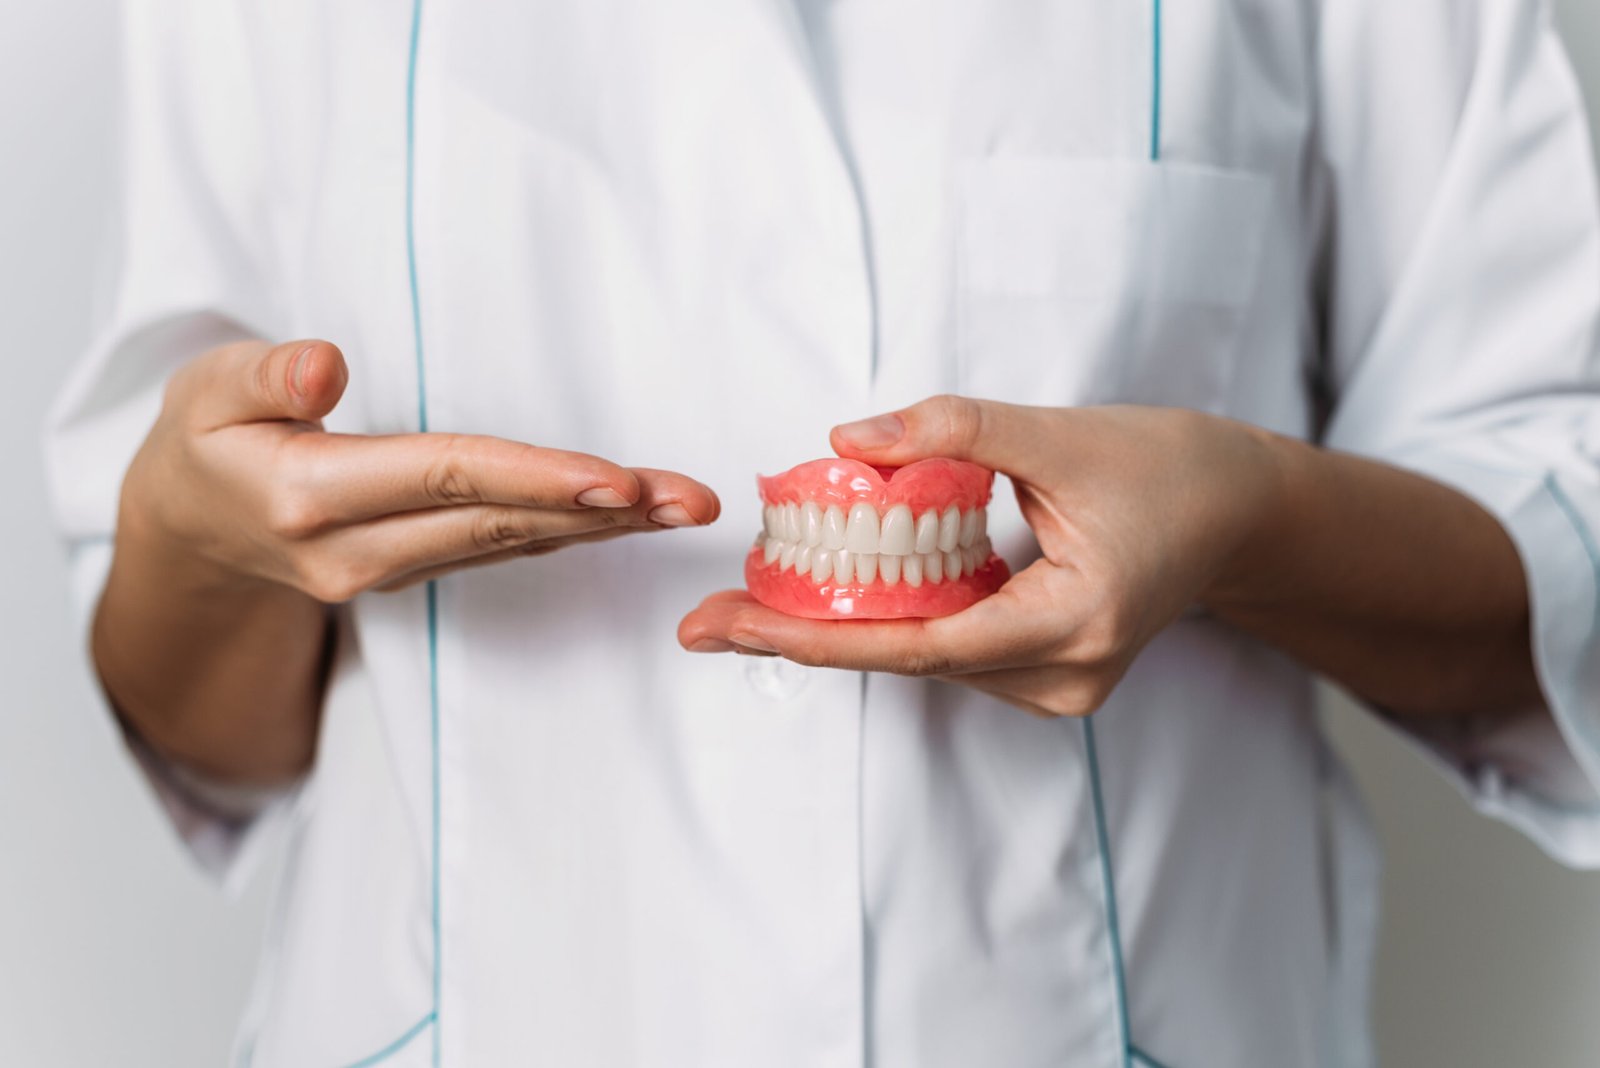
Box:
[956,158,1274,412]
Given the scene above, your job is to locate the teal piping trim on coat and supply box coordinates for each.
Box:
[403,0,444,1065]
[1082,717,1132,1066]
[338,1013,436,1068]
[1131,1044,1176,1068]
[1150,0,1164,161]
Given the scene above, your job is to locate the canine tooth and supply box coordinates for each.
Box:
[914,510,939,554]
[878,553,902,585]
[822,505,847,550]
[845,503,880,553]
[763,538,782,565]
[784,502,802,542]
[802,502,824,547]
[903,553,924,588]
[945,548,963,580]
[959,509,980,548]
[795,544,814,573]
[855,552,878,584]
[810,548,834,584]
[780,543,798,571]
[939,507,961,553]
[834,550,855,585]
[924,550,943,584]
[880,504,916,555]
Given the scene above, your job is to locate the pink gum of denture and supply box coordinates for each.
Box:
[745,458,1010,620]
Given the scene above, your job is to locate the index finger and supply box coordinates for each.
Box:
[281,431,647,521]
[677,575,1054,677]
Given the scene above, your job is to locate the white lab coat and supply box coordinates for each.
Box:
[45,1,1600,1065]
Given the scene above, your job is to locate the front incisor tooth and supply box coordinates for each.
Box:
[834,550,855,585]
[845,503,881,553]
[855,552,878,584]
[810,547,834,584]
[914,510,939,554]
[958,509,980,548]
[939,506,961,553]
[880,504,916,555]
[822,505,847,550]
[784,502,802,542]
[801,502,824,547]
[944,548,963,580]
[903,553,924,588]
[795,544,814,573]
[878,553,902,585]
[924,550,943,584]
[763,537,782,565]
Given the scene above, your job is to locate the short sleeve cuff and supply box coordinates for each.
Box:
[1374,450,1600,868]
[66,537,301,890]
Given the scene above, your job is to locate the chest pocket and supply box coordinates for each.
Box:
[956,157,1274,413]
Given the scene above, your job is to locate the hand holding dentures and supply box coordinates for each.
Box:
[678,395,1282,719]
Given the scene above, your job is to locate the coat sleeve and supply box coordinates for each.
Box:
[1316,0,1600,866]
[44,0,300,887]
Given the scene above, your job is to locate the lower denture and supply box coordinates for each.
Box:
[744,458,1011,620]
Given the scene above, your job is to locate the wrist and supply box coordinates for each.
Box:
[1198,423,1307,613]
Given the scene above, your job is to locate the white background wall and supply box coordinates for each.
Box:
[1,3,1598,1065]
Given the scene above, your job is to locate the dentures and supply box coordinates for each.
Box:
[745,458,1010,619]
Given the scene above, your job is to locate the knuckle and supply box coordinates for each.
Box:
[892,650,954,678]
[293,553,369,604]
[925,393,983,454]
[423,437,479,505]
[264,488,329,540]
[471,510,531,553]
[252,347,282,409]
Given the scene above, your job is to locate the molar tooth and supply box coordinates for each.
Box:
[879,504,916,555]
[795,544,814,573]
[902,553,924,588]
[762,506,776,537]
[763,538,782,565]
[924,550,943,584]
[878,553,901,585]
[810,547,834,584]
[958,508,980,548]
[914,510,939,554]
[783,502,802,542]
[801,502,824,547]
[944,548,963,580]
[855,553,878,584]
[834,550,855,585]
[845,503,881,554]
[780,543,798,571]
[939,506,961,553]
[822,505,847,550]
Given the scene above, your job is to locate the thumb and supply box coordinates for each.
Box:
[200,339,350,428]
[829,394,1042,476]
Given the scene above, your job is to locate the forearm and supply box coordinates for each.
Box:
[92,506,330,786]
[1204,431,1540,719]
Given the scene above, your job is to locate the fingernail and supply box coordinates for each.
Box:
[577,487,631,508]
[731,633,777,654]
[289,345,315,401]
[648,503,696,527]
[835,413,904,450]
[689,638,735,653]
